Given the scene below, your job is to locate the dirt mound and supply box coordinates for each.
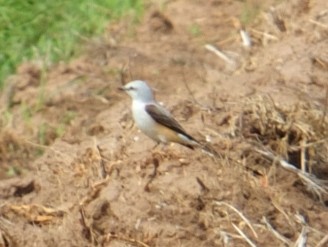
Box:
[0,0,327,246]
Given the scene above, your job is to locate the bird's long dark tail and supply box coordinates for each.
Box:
[184,135,220,158]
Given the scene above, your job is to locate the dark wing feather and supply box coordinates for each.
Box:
[145,104,196,141]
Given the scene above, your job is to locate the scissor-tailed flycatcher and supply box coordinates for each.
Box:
[119,80,200,149]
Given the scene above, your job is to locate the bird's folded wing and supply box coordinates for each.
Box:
[145,104,196,141]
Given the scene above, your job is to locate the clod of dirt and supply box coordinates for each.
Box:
[149,10,174,33]
[7,62,42,91]
[13,180,36,197]
[87,124,105,136]
[0,178,39,199]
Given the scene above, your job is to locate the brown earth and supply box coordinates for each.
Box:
[0,0,328,246]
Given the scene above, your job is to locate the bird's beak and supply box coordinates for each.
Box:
[118,86,126,91]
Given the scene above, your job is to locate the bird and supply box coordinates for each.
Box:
[119,80,200,150]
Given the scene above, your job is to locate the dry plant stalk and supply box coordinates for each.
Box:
[204,44,236,66]
[232,223,257,247]
[239,95,328,200]
[214,201,258,239]
[240,29,252,47]
[294,214,308,247]
[262,217,292,245]
[250,28,279,41]
[104,233,150,247]
[255,148,328,200]
[316,235,328,247]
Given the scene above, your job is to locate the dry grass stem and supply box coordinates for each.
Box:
[218,230,231,245]
[294,226,308,247]
[262,217,292,245]
[250,28,279,41]
[214,201,258,239]
[204,44,236,65]
[315,235,328,247]
[309,19,328,29]
[232,223,257,247]
[105,233,150,247]
[240,29,252,47]
[293,214,309,247]
[270,199,294,227]
[300,139,306,173]
[255,148,328,199]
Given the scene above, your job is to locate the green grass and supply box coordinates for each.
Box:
[239,1,262,26]
[0,0,143,89]
[188,23,201,37]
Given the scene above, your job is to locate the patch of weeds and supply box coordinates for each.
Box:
[38,123,47,146]
[55,125,66,138]
[56,110,77,137]
[6,166,21,177]
[21,103,33,124]
[188,23,202,36]
[0,109,13,127]
[36,70,48,111]
[35,147,45,157]
[63,110,77,125]
[240,1,262,26]
[0,0,144,89]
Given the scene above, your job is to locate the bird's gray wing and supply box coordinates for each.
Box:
[145,103,196,141]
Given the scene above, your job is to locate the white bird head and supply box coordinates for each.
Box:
[120,80,154,102]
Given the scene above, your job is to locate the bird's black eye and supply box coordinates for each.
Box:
[128,86,136,91]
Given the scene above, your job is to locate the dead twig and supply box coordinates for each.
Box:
[254,148,328,200]
[204,44,236,66]
[218,230,231,245]
[316,235,328,247]
[196,177,210,193]
[105,233,150,247]
[300,139,306,173]
[240,29,252,47]
[270,200,294,227]
[214,201,258,239]
[309,19,328,29]
[249,28,279,41]
[119,63,128,85]
[232,223,257,247]
[294,213,308,247]
[262,217,292,245]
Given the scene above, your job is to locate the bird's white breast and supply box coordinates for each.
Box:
[132,100,160,141]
